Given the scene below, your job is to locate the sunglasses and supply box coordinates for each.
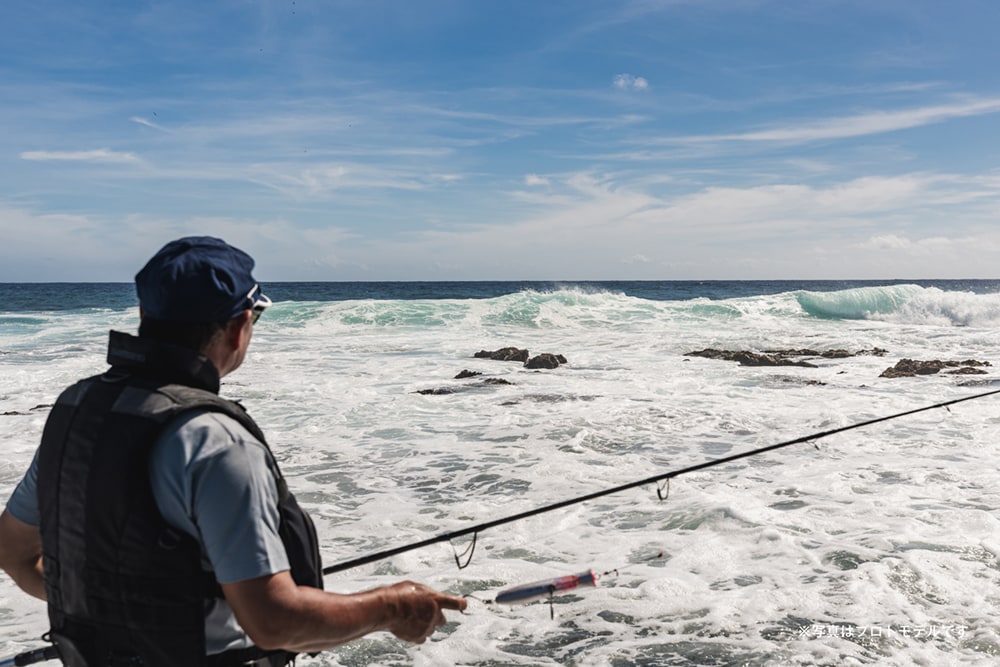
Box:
[246,284,272,324]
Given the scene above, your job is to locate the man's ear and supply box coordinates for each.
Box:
[226,310,253,348]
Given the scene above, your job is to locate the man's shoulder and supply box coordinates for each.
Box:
[155,408,268,464]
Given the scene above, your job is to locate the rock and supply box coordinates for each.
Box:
[482,377,515,385]
[685,349,817,368]
[524,353,567,369]
[474,347,529,363]
[880,358,992,378]
[415,377,514,395]
[687,347,889,368]
[776,376,827,386]
[455,370,482,379]
[762,348,888,358]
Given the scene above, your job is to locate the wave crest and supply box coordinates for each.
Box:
[796,285,924,320]
[798,285,1000,326]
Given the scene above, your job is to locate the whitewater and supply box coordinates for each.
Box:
[1,282,999,666]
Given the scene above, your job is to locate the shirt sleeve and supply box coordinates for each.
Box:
[5,449,40,526]
[149,411,291,584]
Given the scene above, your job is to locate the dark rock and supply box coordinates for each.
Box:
[776,377,827,386]
[763,348,827,357]
[958,379,1000,387]
[688,347,889,368]
[685,349,817,368]
[415,378,514,395]
[474,347,529,363]
[524,353,567,369]
[947,367,988,375]
[455,370,482,379]
[482,377,514,386]
[500,393,598,406]
[762,348,888,358]
[880,358,992,378]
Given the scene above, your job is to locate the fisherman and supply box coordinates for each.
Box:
[0,236,466,666]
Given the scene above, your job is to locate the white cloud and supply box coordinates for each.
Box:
[661,97,1000,145]
[5,166,1000,280]
[20,148,140,163]
[246,162,446,197]
[355,169,1000,279]
[860,234,913,251]
[613,73,649,91]
[129,116,168,131]
[0,204,361,281]
[857,233,990,256]
[525,174,550,186]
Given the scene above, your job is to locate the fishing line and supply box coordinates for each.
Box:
[5,390,996,666]
[322,387,1000,576]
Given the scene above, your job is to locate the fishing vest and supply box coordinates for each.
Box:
[37,331,323,667]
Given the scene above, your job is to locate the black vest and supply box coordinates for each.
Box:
[37,331,323,667]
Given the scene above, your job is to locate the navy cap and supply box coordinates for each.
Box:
[135,236,266,323]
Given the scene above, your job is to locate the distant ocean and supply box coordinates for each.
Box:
[2,279,1000,310]
[1,280,999,666]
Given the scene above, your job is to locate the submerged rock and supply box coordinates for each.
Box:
[763,348,888,358]
[685,349,818,368]
[415,377,515,395]
[686,347,889,368]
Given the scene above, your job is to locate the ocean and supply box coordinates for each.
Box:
[1,280,999,666]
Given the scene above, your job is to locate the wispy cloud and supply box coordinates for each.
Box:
[525,174,550,186]
[660,98,1000,145]
[20,148,140,163]
[246,161,457,197]
[5,168,1000,280]
[129,116,168,131]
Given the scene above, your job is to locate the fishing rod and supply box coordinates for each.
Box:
[0,646,57,667]
[6,389,998,666]
[323,387,1000,576]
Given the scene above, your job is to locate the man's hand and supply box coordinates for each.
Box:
[223,571,467,652]
[379,580,467,643]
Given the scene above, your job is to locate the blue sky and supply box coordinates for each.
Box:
[3,0,1000,281]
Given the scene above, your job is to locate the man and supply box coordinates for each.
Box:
[0,237,466,666]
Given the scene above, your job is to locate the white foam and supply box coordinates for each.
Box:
[1,288,999,664]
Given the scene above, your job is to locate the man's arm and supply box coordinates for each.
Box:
[0,509,46,601]
[222,571,466,651]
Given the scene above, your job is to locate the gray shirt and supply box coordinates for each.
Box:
[6,410,291,655]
